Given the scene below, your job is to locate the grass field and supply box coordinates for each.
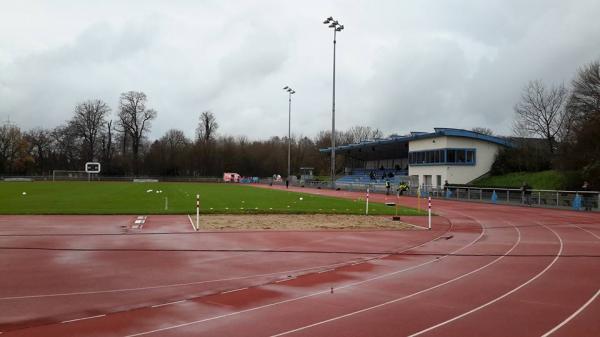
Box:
[471,170,572,190]
[0,182,424,215]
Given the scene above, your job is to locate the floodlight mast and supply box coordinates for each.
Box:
[323,16,344,189]
[283,86,295,183]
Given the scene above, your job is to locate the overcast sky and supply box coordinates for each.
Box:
[1,0,599,141]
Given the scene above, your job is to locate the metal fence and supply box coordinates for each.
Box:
[330,182,599,212]
[1,175,222,183]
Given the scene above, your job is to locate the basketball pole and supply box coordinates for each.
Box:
[428,196,432,230]
[195,194,200,231]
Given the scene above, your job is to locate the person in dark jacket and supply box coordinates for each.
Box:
[521,182,532,205]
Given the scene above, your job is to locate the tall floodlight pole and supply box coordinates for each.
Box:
[323,16,344,189]
[283,86,295,182]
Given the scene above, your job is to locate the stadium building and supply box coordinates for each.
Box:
[320,128,513,190]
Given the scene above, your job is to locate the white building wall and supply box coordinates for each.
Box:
[408,136,502,186]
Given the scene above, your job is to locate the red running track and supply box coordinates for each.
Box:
[0,185,598,337]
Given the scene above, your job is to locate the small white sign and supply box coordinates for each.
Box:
[85,162,101,173]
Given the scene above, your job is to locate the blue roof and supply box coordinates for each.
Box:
[319,128,513,153]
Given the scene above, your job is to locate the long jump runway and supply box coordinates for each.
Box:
[0,187,598,336]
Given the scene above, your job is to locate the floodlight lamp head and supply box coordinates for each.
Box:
[328,23,337,28]
[324,16,333,23]
[291,90,296,94]
[283,86,289,90]
[336,25,344,31]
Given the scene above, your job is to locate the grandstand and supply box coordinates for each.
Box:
[320,128,512,191]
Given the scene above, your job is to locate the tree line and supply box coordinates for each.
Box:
[493,59,600,188]
[0,91,384,178]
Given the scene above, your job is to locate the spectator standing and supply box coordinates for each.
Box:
[581,181,592,211]
[521,182,532,205]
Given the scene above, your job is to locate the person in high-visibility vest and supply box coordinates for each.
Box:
[385,180,391,195]
[398,182,409,195]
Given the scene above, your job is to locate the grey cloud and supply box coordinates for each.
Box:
[1,0,599,141]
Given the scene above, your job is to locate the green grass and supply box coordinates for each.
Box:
[0,182,424,215]
[472,170,568,190]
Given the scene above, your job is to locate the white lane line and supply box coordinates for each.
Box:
[0,257,369,301]
[405,223,429,230]
[542,289,600,337]
[275,278,295,283]
[221,287,248,294]
[151,300,186,308]
[187,215,195,231]
[61,314,106,324]
[2,222,454,301]
[269,225,521,337]
[122,220,484,337]
[408,224,563,337]
[318,269,335,274]
[572,224,600,240]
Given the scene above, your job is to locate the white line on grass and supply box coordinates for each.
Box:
[122,219,483,337]
[541,289,600,337]
[408,224,563,337]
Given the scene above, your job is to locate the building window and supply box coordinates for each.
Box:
[409,148,476,166]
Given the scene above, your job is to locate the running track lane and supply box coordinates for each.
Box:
[0,213,481,336]
[0,215,451,332]
[2,186,599,336]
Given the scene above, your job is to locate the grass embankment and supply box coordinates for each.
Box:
[0,182,424,215]
[472,170,569,190]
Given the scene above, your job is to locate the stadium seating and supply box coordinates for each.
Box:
[336,168,409,186]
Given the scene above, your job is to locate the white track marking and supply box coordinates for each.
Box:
[122,220,483,337]
[2,222,453,301]
[0,258,366,300]
[541,289,600,337]
[275,278,295,283]
[151,300,186,308]
[61,314,105,324]
[221,287,248,294]
[404,223,429,230]
[269,225,521,337]
[539,224,600,336]
[187,215,195,231]
[408,224,563,337]
[572,224,600,240]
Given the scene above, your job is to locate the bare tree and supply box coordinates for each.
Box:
[0,124,23,173]
[196,111,218,142]
[344,126,383,144]
[559,60,600,185]
[568,60,600,120]
[118,91,157,173]
[471,127,494,136]
[513,80,570,153]
[70,99,110,161]
[24,128,53,174]
[100,120,114,169]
